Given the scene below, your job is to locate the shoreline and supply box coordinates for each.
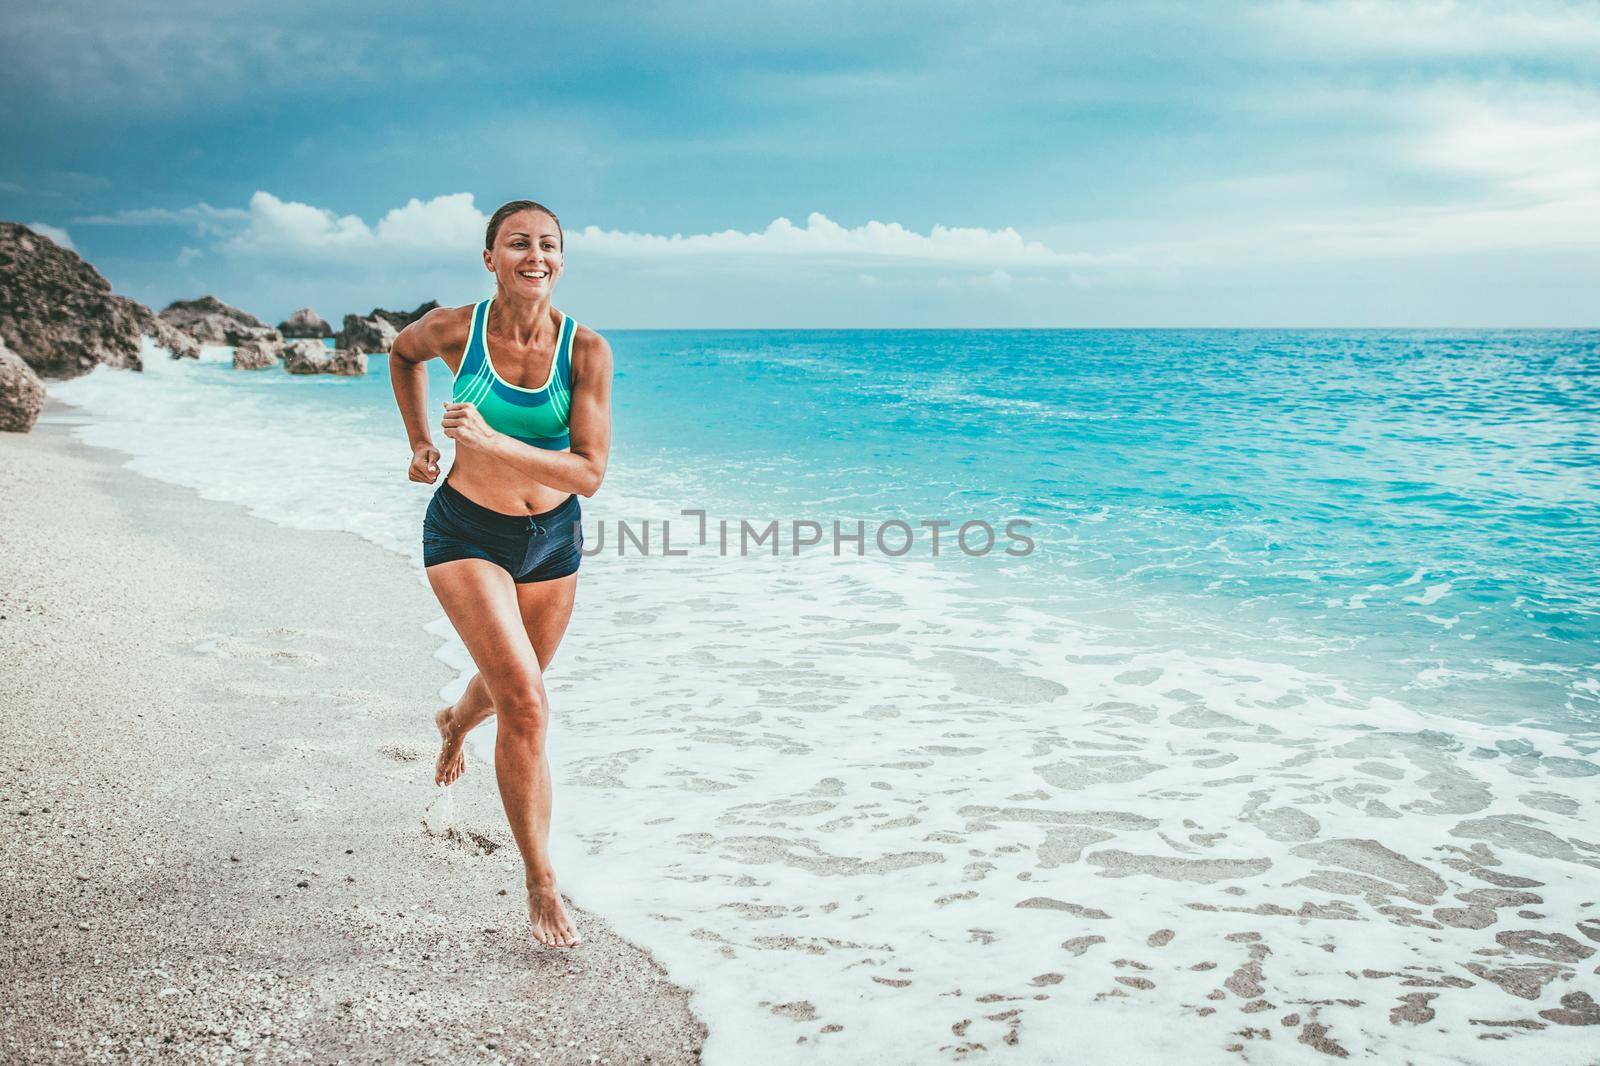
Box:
[0,407,707,1062]
[17,363,1600,1062]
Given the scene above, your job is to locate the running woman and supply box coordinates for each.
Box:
[389,199,614,949]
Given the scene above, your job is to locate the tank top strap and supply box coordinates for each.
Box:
[458,298,491,378]
[555,311,576,397]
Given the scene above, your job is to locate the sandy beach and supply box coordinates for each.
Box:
[0,411,706,1063]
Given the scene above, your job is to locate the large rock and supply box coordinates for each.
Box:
[148,316,201,360]
[371,301,439,332]
[0,220,150,379]
[278,307,333,339]
[0,338,45,432]
[329,348,367,376]
[159,295,280,347]
[334,314,399,354]
[233,337,283,370]
[281,339,329,374]
[283,341,365,376]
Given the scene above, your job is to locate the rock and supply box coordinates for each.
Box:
[283,341,365,376]
[370,301,439,332]
[159,295,280,347]
[0,338,46,432]
[334,314,399,355]
[0,220,150,378]
[282,339,332,374]
[329,349,367,376]
[147,316,201,360]
[233,338,283,370]
[277,307,333,339]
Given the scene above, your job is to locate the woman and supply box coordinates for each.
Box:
[389,199,613,950]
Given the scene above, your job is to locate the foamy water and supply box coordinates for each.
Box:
[48,337,1600,1063]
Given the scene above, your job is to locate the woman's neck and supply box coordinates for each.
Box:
[492,287,555,347]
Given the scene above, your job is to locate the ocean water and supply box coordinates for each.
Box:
[49,330,1600,1063]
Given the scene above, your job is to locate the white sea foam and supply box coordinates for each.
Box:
[48,350,1600,1064]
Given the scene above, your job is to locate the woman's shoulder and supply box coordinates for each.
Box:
[567,319,613,390]
[418,302,478,332]
[398,303,476,359]
[569,319,612,361]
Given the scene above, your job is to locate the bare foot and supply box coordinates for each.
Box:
[434,706,466,786]
[528,879,582,948]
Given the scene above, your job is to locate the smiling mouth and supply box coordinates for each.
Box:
[518,270,549,280]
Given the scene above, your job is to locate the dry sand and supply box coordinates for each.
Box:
[0,414,707,1063]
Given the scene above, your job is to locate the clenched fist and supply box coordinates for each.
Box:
[442,401,498,451]
[408,442,440,483]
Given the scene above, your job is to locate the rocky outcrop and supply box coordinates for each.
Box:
[0,338,46,432]
[278,307,333,339]
[0,220,150,379]
[334,314,399,354]
[332,301,437,353]
[159,296,280,347]
[281,340,328,374]
[147,317,201,360]
[283,341,365,376]
[371,301,439,332]
[329,349,367,376]
[233,337,283,370]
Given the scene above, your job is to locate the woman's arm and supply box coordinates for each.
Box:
[441,329,614,497]
[390,309,463,484]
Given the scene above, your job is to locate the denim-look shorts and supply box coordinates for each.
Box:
[422,479,583,583]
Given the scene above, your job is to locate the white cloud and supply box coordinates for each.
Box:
[121,190,1094,272]
[223,191,484,258]
[573,212,1090,267]
[25,221,74,250]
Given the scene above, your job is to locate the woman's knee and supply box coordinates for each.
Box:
[494,684,548,728]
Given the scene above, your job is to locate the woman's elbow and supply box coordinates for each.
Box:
[577,461,606,498]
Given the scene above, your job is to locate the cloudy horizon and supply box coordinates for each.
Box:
[5,0,1598,327]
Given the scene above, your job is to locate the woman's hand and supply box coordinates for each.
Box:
[442,401,500,451]
[408,442,441,483]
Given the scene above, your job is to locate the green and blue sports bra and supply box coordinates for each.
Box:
[451,297,576,451]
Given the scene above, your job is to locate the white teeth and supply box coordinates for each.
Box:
[518,270,548,279]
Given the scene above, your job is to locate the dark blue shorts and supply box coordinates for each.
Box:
[423,479,583,583]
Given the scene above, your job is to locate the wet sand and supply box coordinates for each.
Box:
[0,414,707,1062]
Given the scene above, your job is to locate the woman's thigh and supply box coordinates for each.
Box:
[427,558,542,706]
[516,574,578,672]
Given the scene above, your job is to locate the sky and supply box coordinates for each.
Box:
[3,0,1598,328]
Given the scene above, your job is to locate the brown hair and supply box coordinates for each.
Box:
[485,199,563,251]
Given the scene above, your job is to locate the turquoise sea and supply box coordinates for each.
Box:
[614,328,1600,730]
[52,328,1600,1064]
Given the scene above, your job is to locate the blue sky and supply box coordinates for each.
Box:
[4,0,1598,327]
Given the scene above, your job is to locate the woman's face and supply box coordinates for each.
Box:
[484,209,563,298]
